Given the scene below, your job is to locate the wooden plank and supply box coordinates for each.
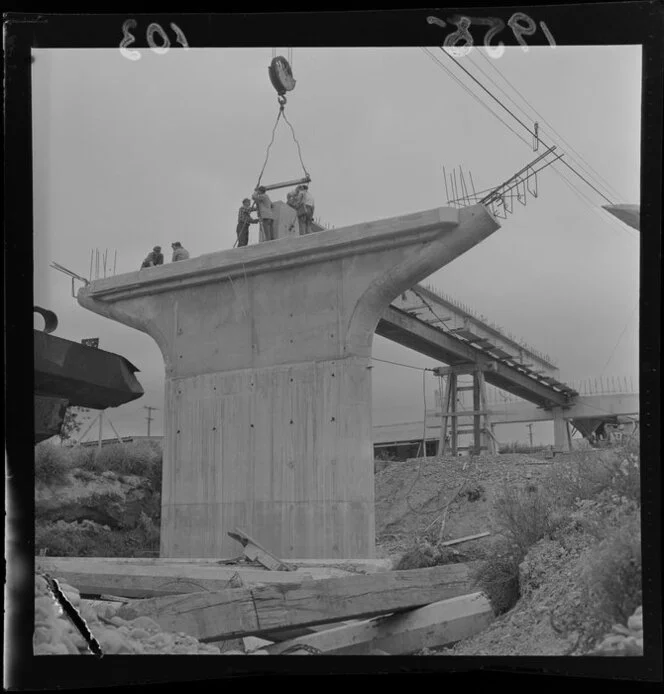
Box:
[227,528,295,572]
[440,532,491,546]
[115,563,475,641]
[260,620,363,643]
[35,556,398,574]
[36,558,351,598]
[265,593,493,655]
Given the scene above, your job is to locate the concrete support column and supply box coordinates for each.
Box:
[552,407,570,453]
[79,204,499,558]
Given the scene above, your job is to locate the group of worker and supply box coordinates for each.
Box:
[140,242,190,269]
[236,183,316,247]
[140,184,316,267]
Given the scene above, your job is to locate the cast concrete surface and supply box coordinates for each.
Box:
[78,204,500,558]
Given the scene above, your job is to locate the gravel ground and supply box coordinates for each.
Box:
[34,574,255,655]
[35,448,641,657]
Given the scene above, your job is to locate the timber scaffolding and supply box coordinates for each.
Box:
[37,528,494,655]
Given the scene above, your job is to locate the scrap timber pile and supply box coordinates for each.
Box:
[35,528,494,656]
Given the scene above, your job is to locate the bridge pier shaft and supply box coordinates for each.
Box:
[552,407,572,453]
[79,205,499,558]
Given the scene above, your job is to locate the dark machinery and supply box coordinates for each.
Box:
[34,306,144,443]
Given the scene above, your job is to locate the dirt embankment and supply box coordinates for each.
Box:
[375,452,553,557]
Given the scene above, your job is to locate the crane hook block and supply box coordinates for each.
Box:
[269,56,296,97]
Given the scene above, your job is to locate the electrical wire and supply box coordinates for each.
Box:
[600,301,639,375]
[473,47,627,203]
[439,47,616,206]
[422,47,639,241]
[466,54,620,203]
[371,356,432,372]
[420,48,531,148]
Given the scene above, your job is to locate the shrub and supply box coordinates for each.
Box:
[71,441,161,478]
[71,468,96,482]
[35,517,160,558]
[471,542,521,615]
[580,513,642,627]
[35,442,71,487]
[546,449,641,508]
[493,484,559,555]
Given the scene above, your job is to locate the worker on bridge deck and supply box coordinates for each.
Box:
[171,242,190,262]
[288,183,315,235]
[301,184,315,235]
[236,198,259,247]
[252,186,275,242]
[140,246,164,269]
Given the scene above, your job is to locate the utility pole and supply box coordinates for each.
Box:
[144,406,158,437]
[526,423,534,448]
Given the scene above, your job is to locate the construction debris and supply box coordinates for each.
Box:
[440,531,491,547]
[115,563,476,642]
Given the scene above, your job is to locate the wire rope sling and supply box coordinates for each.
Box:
[254,55,311,195]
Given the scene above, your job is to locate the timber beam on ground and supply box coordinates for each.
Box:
[377,306,571,408]
[35,557,356,598]
[263,593,493,655]
[114,563,476,642]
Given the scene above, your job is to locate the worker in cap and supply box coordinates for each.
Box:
[236,198,259,248]
[300,184,315,235]
[252,186,275,242]
[287,184,309,236]
[140,245,164,269]
[171,241,190,262]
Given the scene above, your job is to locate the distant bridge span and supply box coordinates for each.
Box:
[379,285,576,409]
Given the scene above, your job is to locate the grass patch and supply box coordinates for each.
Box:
[36,514,160,558]
[35,442,71,488]
[75,441,160,477]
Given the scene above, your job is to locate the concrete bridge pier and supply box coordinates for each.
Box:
[78,204,499,558]
[552,407,572,452]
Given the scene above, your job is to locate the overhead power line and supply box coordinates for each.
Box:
[468,50,626,204]
[600,301,639,375]
[470,49,626,204]
[371,356,433,372]
[421,47,638,241]
[420,48,531,148]
[439,47,615,206]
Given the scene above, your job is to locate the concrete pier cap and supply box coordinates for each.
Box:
[78,204,500,558]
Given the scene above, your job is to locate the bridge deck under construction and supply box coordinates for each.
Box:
[380,285,578,409]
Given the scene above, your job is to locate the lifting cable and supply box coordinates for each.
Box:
[255,53,310,190]
[255,104,310,190]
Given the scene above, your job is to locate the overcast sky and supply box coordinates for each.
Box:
[32,45,641,444]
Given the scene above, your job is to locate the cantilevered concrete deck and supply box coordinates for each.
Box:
[78,204,500,558]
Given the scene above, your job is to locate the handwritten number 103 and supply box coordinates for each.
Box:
[120,19,189,61]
